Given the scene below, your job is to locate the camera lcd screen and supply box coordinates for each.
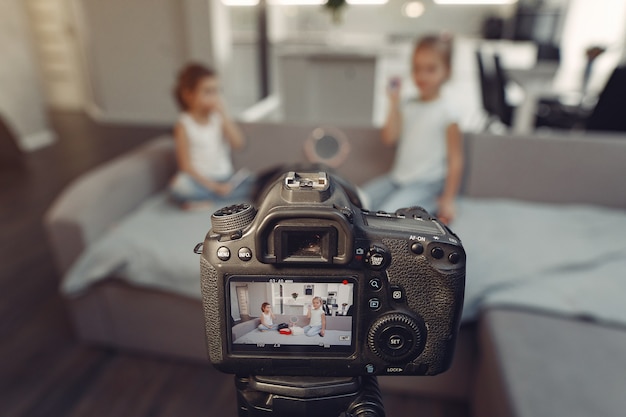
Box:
[366,216,444,235]
[227,276,356,356]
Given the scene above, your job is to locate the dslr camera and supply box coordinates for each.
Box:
[200,171,465,377]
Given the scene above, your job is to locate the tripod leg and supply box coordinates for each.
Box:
[343,376,385,417]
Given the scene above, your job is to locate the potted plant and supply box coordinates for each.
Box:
[324,0,347,24]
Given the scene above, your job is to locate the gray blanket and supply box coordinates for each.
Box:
[62,194,626,327]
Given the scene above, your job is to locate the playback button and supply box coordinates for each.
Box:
[368,298,381,311]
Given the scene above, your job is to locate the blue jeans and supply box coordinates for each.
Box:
[169,172,254,204]
[362,175,444,215]
[258,323,278,331]
[303,325,322,337]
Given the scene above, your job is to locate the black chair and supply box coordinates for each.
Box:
[536,65,626,132]
[536,43,561,63]
[586,66,626,132]
[476,50,514,128]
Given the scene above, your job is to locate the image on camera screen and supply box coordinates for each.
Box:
[228,276,355,355]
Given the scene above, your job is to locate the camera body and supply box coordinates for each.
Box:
[200,171,465,377]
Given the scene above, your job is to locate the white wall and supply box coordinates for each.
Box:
[282,0,516,39]
[554,0,626,93]
[0,0,54,151]
[246,282,273,318]
[79,0,188,124]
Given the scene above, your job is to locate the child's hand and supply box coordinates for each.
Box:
[214,97,228,117]
[320,329,325,337]
[387,77,402,104]
[437,197,456,225]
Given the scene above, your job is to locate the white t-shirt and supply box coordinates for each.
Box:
[309,307,324,327]
[390,97,459,185]
[262,312,273,326]
[179,112,234,180]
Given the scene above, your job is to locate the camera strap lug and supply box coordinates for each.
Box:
[193,242,204,254]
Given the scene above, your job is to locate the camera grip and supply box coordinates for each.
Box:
[201,256,225,363]
[383,238,465,375]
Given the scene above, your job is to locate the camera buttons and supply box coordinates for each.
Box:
[369,278,382,291]
[410,242,424,255]
[368,313,424,363]
[448,252,460,264]
[390,286,404,302]
[365,246,390,270]
[365,364,376,374]
[430,247,444,259]
[238,247,252,261]
[386,334,406,350]
[217,246,231,261]
[368,298,381,310]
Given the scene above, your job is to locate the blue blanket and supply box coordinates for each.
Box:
[62,194,626,327]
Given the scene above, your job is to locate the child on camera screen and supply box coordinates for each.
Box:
[258,302,277,331]
[363,35,463,224]
[169,63,252,209]
[304,296,326,337]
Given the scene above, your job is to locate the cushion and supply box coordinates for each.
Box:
[62,192,239,299]
[290,326,304,336]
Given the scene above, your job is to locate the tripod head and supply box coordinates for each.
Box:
[235,375,385,417]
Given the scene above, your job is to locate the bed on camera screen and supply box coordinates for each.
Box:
[227,276,356,355]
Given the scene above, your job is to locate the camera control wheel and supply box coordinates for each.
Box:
[367,313,424,363]
[211,203,256,235]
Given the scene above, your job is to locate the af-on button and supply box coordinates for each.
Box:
[410,242,424,255]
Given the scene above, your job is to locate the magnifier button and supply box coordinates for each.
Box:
[369,278,382,291]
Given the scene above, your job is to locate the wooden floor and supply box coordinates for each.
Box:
[0,111,469,417]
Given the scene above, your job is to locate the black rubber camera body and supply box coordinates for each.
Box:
[200,171,465,377]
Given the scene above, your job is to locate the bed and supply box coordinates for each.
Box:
[45,123,626,415]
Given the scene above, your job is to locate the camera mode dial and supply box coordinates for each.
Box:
[367,313,424,363]
[211,204,256,235]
